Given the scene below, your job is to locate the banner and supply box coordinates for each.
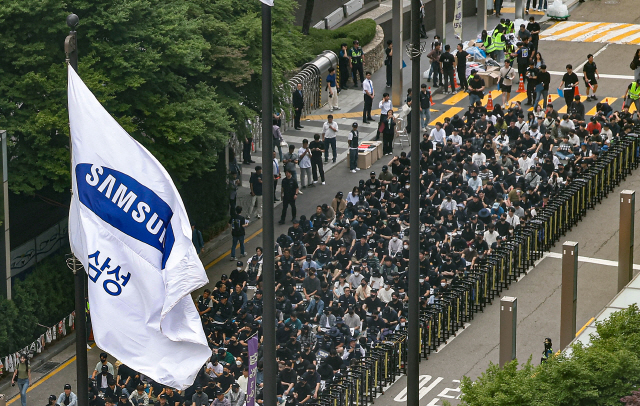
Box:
[453,0,463,40]
[247,335,259,406]
[259,0,274,5]
[67,65,210,389]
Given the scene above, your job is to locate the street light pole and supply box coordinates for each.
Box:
[260,4,276,406]
[407,0,423,403]
[65,14,88,406]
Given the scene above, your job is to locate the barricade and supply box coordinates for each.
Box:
[306,134,639,406]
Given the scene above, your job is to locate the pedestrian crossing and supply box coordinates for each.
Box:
[540,21,640,44]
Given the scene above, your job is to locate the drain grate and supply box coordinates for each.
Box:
[34,361,61,375]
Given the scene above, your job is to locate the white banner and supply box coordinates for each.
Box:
[260,0,274,5]
[453,0,463,40]
[67,65,210,389]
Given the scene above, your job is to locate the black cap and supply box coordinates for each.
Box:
[160,395,168,400]
[64,384,72,390]
[352,122,359,128]
[221,274,228,279]
[50,395,57,401]
[102,365,109,372]
[120,394,128,399]
[232,382,240,388]
[370,171,376,176]
[236,261,243,266]
[255,289,263,294]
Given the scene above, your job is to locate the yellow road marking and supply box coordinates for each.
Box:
[576,317,595,337]
[586,97,617,116]
[559,23,611,41]
[443,91,468,105]
[540,22,591,38]
[509,92,529,104]
[527,94,560,111]
[204,228,263,270]
[7,344,96,405]
[607,28,640,44]
[585,23,633,42]
[429,107,463,126]
[557,96,590,114]
[481,90,502,108]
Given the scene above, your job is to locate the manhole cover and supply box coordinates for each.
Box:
[34,361,61,374]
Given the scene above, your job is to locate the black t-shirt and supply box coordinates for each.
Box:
[583,61,597,79]
[230,215,246,237]
[309,140,324,159]
[440,52,455,70]
[562,72,579,89]
[537,71,550,90]
[527,22,540,39]
[469,77,485,98]
[385,47,392,64]
[456,51,468,70]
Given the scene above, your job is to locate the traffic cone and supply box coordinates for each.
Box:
[547,94,553,105]
[454,74,459,90]
[429,87,435,105]
[517,74,525,93]
[574,84,580,97]
[486,92,494,111]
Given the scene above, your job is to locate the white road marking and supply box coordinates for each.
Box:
[543,22,602,41]
[393,375,444,402]
[547,71,633,80]
[545,252,640,270]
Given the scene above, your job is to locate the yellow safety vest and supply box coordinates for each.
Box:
[484,36,495,53]
[493,32,505,51]
[630,82,640,100]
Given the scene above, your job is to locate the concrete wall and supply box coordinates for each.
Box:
[363,24,386,74]
[294,0,378,27]
[379,0,478,43]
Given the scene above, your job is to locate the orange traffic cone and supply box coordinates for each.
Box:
[486,92,494,111]
[517,74,525,93]
[454,74,459,90]
[547,94,553,105]
[429,87,435,105]
[574,84,580,97]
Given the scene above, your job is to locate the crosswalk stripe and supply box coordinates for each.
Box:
[509,93,528,104]
[542,22,597,41]
[569,23,620,42]
[527,94,560,111]
[604,27,640,44]
[585,23,634,42]
[443,91,468,105]
[559,23,612,42]
[540,21,577,36]
[429,107,463,126]
[557,96,590,114]
[629,36,640,45]
[585,97,618,116]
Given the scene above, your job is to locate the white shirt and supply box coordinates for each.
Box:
[448,134,462,146]
[379,99,393,115]
[515,120,529,134]
[273,158,280,177]
[298,147,311,168]
[430,128,446,143]
[322,121,338,139]
[484,230,498,246]
[363,79,374,96]
[506,213,519,227]
[378,287,395,303]
[518,156,534,173]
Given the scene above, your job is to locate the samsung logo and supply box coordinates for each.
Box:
[76,163,175,268]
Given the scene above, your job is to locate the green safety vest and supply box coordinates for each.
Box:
[493,32,505,51]
[350,47,363,64]
[506,22,515,34]
[630,82,640,100]
[485,36,496,53]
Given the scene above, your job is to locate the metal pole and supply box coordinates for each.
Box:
[391,0,403,104]
[65,14,88,406]
[560,241,578,349]
[261,4,276,406]
[407,0,422,404]
[477,0,487,34]
[436,0,446,46]
[1,130,10,299]
[618,190,635,291]
[514,0,524,21]
[499,296,517,367]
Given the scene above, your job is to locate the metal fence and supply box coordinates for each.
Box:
[305,132,640,406]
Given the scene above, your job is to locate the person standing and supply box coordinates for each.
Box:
[309,134,325,185]
[632,49,640,81]
[273,151,281,201]
[440,44,456,94]
[534,64,551,110]
[499,59,516,106]
[322,115,338,163]
[377,93,393,140]
[282,144,299,184]
[339,43,351,89]
[362,72,375,124]
[525,60,539,106]
[292,83,304,130]
[272,119,283,161]
[12,354,31,406]
[191,225,204,255]
[349,40,365,87]
[559,64,579,109]
[279,170,299,225]
[623,78,640,116]
[455,44,469,92]
[348,122,360,173]
[427,42,442,87]
[527,16,540,52]
[242,135,254,165]
[382,110,396,155]
[583,53,600,101]
[419,84,432,130]
[385,40,393,88]
[229,206,247,260]
[326,68,340,112]
[249,166,263,219]
[298,140,312,190]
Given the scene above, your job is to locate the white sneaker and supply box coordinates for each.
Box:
[322,181,326,185]
[257,215,261,219]
[351,170,356,173]
[335,107,341,110]
[355,167,361,170]
[313,180,318,184]
[298,190,303,195]
[330,108,334,112]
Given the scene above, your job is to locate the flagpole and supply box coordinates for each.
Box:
[65,14,89,406]
[260,2,277,406]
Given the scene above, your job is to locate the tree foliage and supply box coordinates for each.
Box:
[459,305,640,406]
[0,0,305,199]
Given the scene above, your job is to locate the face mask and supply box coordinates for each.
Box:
[368,252,373,257]
[392,237,398,242]
[367,231,372,235]
[354,272,360,276]
[403,244,408,249]
[406,186,410,190]
[237,267,242,271]
[441,283,447,287]
[419,279,424,283]
[236,361,242,366]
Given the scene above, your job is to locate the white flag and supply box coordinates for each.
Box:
[67,65,210,389]
[260,0,274,5]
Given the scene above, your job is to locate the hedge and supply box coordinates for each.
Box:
[295,19,377,66]
[459,304,640,406]
[0,253,74,356]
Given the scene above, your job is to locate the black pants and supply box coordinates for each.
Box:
[443,69,455,92]
[525,0,537,8]
[363,96,373,121]
[339,63,350,88]
[294,108,302,128]
[386,63,392,87]
[243,138,252,163]
[563,87,575,110]
[495,0,503,13]
[383,132,394,154]
[280,198,297,221]
[352,63,364,86]
[527,84,536,104]
[311,156,325,182]
[457,69,468,90]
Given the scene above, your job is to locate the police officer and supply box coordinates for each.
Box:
[349,40,365,87]
[623,78,640,116]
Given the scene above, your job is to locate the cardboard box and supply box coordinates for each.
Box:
[358,150,372,169]
[478,71,498,87]
[361,141,383,160]
[486,66,500,73]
